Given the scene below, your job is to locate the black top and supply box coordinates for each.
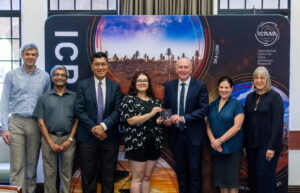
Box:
[120,95,163,152]
[33,89,76,133]
[244,89,284,152]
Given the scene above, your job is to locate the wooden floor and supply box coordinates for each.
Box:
[70,152,178,193]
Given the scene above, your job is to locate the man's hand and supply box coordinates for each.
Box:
[99,132,108,140]
[2,130,11,145]
[170,114,184,124]
[60,139,72,151]
[49,142,62,152]
[92,125,108,140]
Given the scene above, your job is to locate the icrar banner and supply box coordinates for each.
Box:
[45,15,289,193]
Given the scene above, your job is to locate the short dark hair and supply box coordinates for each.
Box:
[128,71,155,98]
[218,76,233,88]
[91,52,108,63]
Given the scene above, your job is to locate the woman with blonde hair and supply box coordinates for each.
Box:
[244,66,284,193]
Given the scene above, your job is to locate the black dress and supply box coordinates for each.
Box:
[244,89,284,193]
[244,89,283,151]
[120,95,163,161]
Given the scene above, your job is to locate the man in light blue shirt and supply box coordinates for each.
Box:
[0,43,50,193]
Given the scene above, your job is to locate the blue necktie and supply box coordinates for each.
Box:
[97,81,104,124]
[179,83,185,116]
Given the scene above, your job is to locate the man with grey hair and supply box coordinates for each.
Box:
[163,57,209,193]
[0,43,50,193]
[33,65,78,193]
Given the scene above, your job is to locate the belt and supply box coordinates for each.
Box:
[12,114,34,119]
[49,131,70,137]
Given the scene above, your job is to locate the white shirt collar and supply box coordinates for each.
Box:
[94,76,106,86]
[179,76,191,86]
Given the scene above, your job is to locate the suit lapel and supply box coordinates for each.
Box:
[89,78,97,107]
[172,80,179,113]
[185,78,195,111]
[104,78,112,115]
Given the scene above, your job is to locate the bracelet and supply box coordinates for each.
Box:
[68,137,74,142]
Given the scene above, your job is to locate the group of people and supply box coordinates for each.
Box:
[0,43,283,193]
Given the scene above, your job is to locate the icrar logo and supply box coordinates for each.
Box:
[255,22,280,46]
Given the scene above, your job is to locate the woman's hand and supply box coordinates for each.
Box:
[150,107,163,117]
[266,149,275,161]
[156,117,164,124]
[211,139,223,152]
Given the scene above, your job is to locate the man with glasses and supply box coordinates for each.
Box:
[0,43,50,193]
[74,52,122,193]
[33,65,78,193]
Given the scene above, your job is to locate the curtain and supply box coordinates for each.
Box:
[120,0,213,15]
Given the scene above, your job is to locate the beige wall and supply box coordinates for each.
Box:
[21,0,47,69]
[288,0,300,186]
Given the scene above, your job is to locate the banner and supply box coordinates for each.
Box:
[45,15,289,193]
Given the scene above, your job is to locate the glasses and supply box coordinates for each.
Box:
[137,79,148,83]
[52,73,68,78]
[92,62,108,67]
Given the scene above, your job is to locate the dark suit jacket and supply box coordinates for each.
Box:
[163,78,209,146]
[74,77,122,144]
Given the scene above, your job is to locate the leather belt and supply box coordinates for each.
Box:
[49,131,70,137]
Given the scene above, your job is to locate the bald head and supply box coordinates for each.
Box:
[176,58,192,67]
[175,57,192,82]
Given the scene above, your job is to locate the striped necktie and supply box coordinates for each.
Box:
[97,81,104,124]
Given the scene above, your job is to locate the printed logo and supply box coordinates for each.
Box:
[255,22,280,46]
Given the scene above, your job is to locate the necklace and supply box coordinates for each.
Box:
[254,94,263,111]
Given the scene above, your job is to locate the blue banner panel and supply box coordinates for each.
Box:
[45,15,289,193]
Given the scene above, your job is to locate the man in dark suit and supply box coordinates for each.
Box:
[163,57,209,193]
[74,52,122,193]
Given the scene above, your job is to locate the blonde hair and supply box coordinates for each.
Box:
[252,66,272,91]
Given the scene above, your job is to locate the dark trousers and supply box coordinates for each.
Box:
[247,148,280,193]
[170,130,203,193]
[79,141,119,193]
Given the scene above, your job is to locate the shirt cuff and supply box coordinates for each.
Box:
[101,123,108,131]
[0,125,8,131]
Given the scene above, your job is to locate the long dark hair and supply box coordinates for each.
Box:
[128,71,155,98]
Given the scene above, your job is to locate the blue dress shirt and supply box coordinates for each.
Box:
[0,65,51,130]
[208,96,244,154]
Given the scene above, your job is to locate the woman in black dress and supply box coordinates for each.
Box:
[120,71,163,193]
[244,66,284,193]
